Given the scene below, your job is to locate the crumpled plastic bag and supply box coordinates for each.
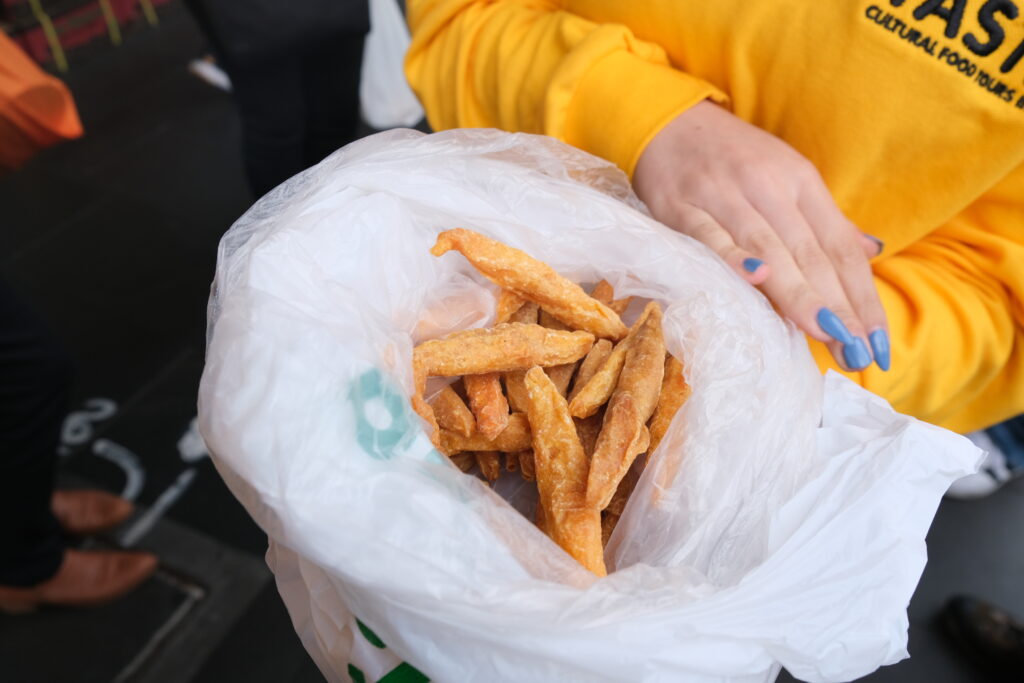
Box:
[198,128,981,683]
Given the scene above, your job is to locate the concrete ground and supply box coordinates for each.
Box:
[2,3,1020,681]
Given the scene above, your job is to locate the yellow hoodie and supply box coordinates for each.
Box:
[406,0,1024,433]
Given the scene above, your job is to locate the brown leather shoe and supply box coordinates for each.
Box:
[0,549,158,614]
[51,489,134,535]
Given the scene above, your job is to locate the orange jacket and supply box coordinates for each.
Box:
[0,33,82,171]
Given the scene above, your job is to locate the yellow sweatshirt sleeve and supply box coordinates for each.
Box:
[405,0,727,177]
[407,1,1024,433]
[811,168,1024,434]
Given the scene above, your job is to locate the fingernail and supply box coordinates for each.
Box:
[865,234,885,256]
[843,337,872,370]
[742,257,764,273]
[816,307,855,345]
[869,329,890,371]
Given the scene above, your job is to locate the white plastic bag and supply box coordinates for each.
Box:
[359,0,424,129]
[199,129,981,683]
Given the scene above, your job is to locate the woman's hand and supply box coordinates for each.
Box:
[633,100,890,371]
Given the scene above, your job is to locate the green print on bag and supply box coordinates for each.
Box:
[349,619,429,683]
[347,368,470,502]
[348,369,417,460]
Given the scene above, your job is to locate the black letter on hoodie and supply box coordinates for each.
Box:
[964,0,1018,56]
[913,0,968,38]
[1001,37,1024,73]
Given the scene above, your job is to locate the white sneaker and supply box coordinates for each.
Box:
[945,430,1017,500]
[188,56,232,92]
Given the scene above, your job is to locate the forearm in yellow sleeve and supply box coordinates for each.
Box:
[405,0,726,177]
[810,191,1024,434]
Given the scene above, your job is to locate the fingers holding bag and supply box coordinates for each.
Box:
[633,100,889,372]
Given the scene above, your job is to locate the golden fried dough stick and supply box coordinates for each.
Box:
[568,339,613,401]
[538,309,569,331]
[614,305,666,419]
[414,323,594,377]
[504,370,530,413]
[415,321,591,443]
[645,354,691,466]
[575,414,603,458]
[600,512,616,548]
[449,452,476,473]
[591,279,614,305]
[558,508,606,576]
[592,280,631,315]
[476,451,501,484]
[411,365,441,450]
[523,367,606,576]
[431,229,627,340]
[429,384,475,438]
[439,413,532,453]
[463,372,509,440]
[545,364,575,396]
[585,394,651,510]
[508,301,540,325]
[601,466,641,546]
[650,356,693,501]
[535,499,549,535]
[495,289,527,324]
[518,449,535,481]
[567,302,659,419]
[605,467,639,519]
[609,297,633,315]
[505,450,519,472]
[586,308,665,509]
[537,309,577,396]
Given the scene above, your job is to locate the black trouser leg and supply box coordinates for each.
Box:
[226,56,306,197]
[301,32,367,167]
[0,282,70,586]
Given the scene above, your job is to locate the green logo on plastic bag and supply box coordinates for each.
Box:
[348,369,416,460]
[347,369,468,501]
[349,618,429,683]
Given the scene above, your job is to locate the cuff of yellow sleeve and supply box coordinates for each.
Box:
[561,50,727,179]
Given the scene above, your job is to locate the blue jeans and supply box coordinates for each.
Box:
[987,415,1024,470]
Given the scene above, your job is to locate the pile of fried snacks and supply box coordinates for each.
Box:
[411,229,691,576]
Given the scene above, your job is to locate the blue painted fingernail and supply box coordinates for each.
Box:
[816,307,855,345]
[742,257,763,273]
[869,329,890,371]
[865,234,885,256]
[843,337,872,370]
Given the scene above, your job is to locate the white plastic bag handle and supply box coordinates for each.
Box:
[360,0,425,129]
